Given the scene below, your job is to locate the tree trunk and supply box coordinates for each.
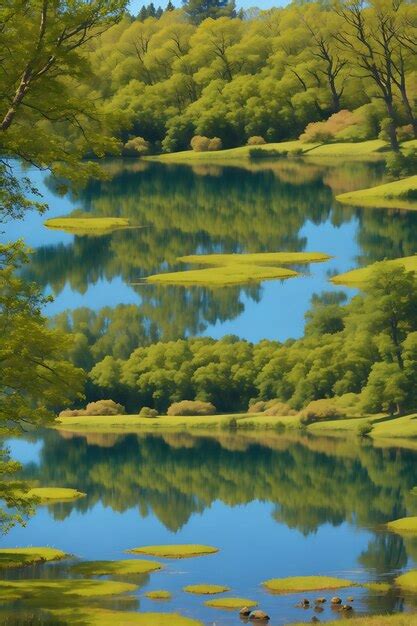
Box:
[385,100,400,152]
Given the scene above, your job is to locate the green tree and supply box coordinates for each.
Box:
[182,0,236,25]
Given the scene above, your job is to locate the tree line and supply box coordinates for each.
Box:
[87,0,417,153]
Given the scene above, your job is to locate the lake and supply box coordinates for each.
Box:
[3,156,417,624]
[3,429,417,624]
[3,157,417,343]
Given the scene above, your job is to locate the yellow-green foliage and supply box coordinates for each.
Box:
[0,547,67,569]
[336,175,417,210]
[387,517,417,534]
[126,544,218,559]
[363,582,391,593]
[331,256,417,287]
[145,590,172,600]
[183,584,230,595]
[395,570,417,591]
[44,217,132,234]
[204,597,257,609]
[293,614,417,626]
[71,559,163,576]
[49,608,202,626]
[145,251,330,286]
[26,487,86,503]
[0,579,137,603]
[263,575,354,593]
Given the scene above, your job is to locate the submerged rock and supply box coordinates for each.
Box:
[296,598,310,608]
[249,610,270,621]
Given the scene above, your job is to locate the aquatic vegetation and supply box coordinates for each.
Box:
[126,545,218,559]
[331,256,417,287]
[395,570,417,591]
[0,579,138,603]
[263,575,354,593]
[44,217,132,235]
[363,582,391,593]
[49,608,202,625]
[204,597,257,609]
[71,559,163,576]
[336,175,417,210]
[0,547,68,569]
[145,590,172,599]
[387,517,417,534]
[145,251,330,286]
[183,584,230,594]
[26,487,86,503]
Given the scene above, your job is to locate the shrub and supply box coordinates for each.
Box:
[357,421,373,438]
[397,124,414,142]
[167,400,216,416]
[208,137,222,151]
[190,135,211,152]
[300,109,368,144]
[247,400,268,413]
[247,136,266,146]
[139,406,158,418]
[59,408,86,417]
[84,399,126,416]
[299,399,346,425]
[386,148,417,178]
[264,401,297,417]
[124,136,150,156]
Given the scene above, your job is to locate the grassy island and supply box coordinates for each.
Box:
[331,256,417,287]
[183,584,230,595]
[126,544,218,559]
[44,217,133,235]
[26,487,86,503]
[336,175,417,210]
[0,547,68,569]
[71,559,163,576]
[263,575,355,593]
[204,597,257,609]
[0,579,138,603]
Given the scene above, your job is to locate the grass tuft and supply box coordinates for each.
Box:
[126,544,218,559]
[263,575,355,593]
[204,597,257,609]
[145,590,172,600]
[183,584,230,595]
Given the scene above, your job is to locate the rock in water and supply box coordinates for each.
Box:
[249,610,270,621]
[315,597,326,604]
[330,596,342,604]
[240,607,252,617]
[342,604,353,612]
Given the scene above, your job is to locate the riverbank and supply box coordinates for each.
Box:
[332,255,417,287]
[145,139,417,164]
[55,411,417,441]
[336,175,417,210]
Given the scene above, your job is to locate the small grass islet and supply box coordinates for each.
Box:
[204,597,258,609]
[331,256,417,287]
[395,570,417,591]
[183,584,230,595]
[0,547,68,569]
[363,582,391,593]
[336,175,417,210]
[126,544,218,559]
[387,517,417,534]
[44,216,132,235]
[71,559,163,576]
[0,579,138,604]
[26,487,86,503]
[263,575,355,593]
[144,251,330,286]
[49,608,202,626]
[145,590,172,600]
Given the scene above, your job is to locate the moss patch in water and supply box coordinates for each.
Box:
[71,559,163,576]
[387,517,417,534]
[145,590,172,600]
[183,584,230,595]
[26,487,86,503]
[0,579,137,603]
[263,575,354,593]
[204,597,257,609]
[49,608,202,625]
[395,570,417,590]
[126,545,218,559]
[0,547,67,569]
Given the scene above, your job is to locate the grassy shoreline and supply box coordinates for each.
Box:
[145,139,417,164]
[55,411,417,441]
[336,175,417,210]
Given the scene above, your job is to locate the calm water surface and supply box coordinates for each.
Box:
[4,430,417,624]
[3,157,417,342]
[3,157,417,623]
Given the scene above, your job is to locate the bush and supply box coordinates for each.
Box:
[59,399,125,418]
[357,421,373,438]
[84,400,126,416]
[247,136,266,146]
[190,135,210,152]
[124,136,150,156]
[300,109,368,144]
[264,401,297,417]
[397,124,414,142]
[386,148,417,178]
[190,135,222,152]
[208,137,222,151]
[299,399,346,425]
[167,400,216,416]
[139,406,158,418]
[247,400,269,413]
